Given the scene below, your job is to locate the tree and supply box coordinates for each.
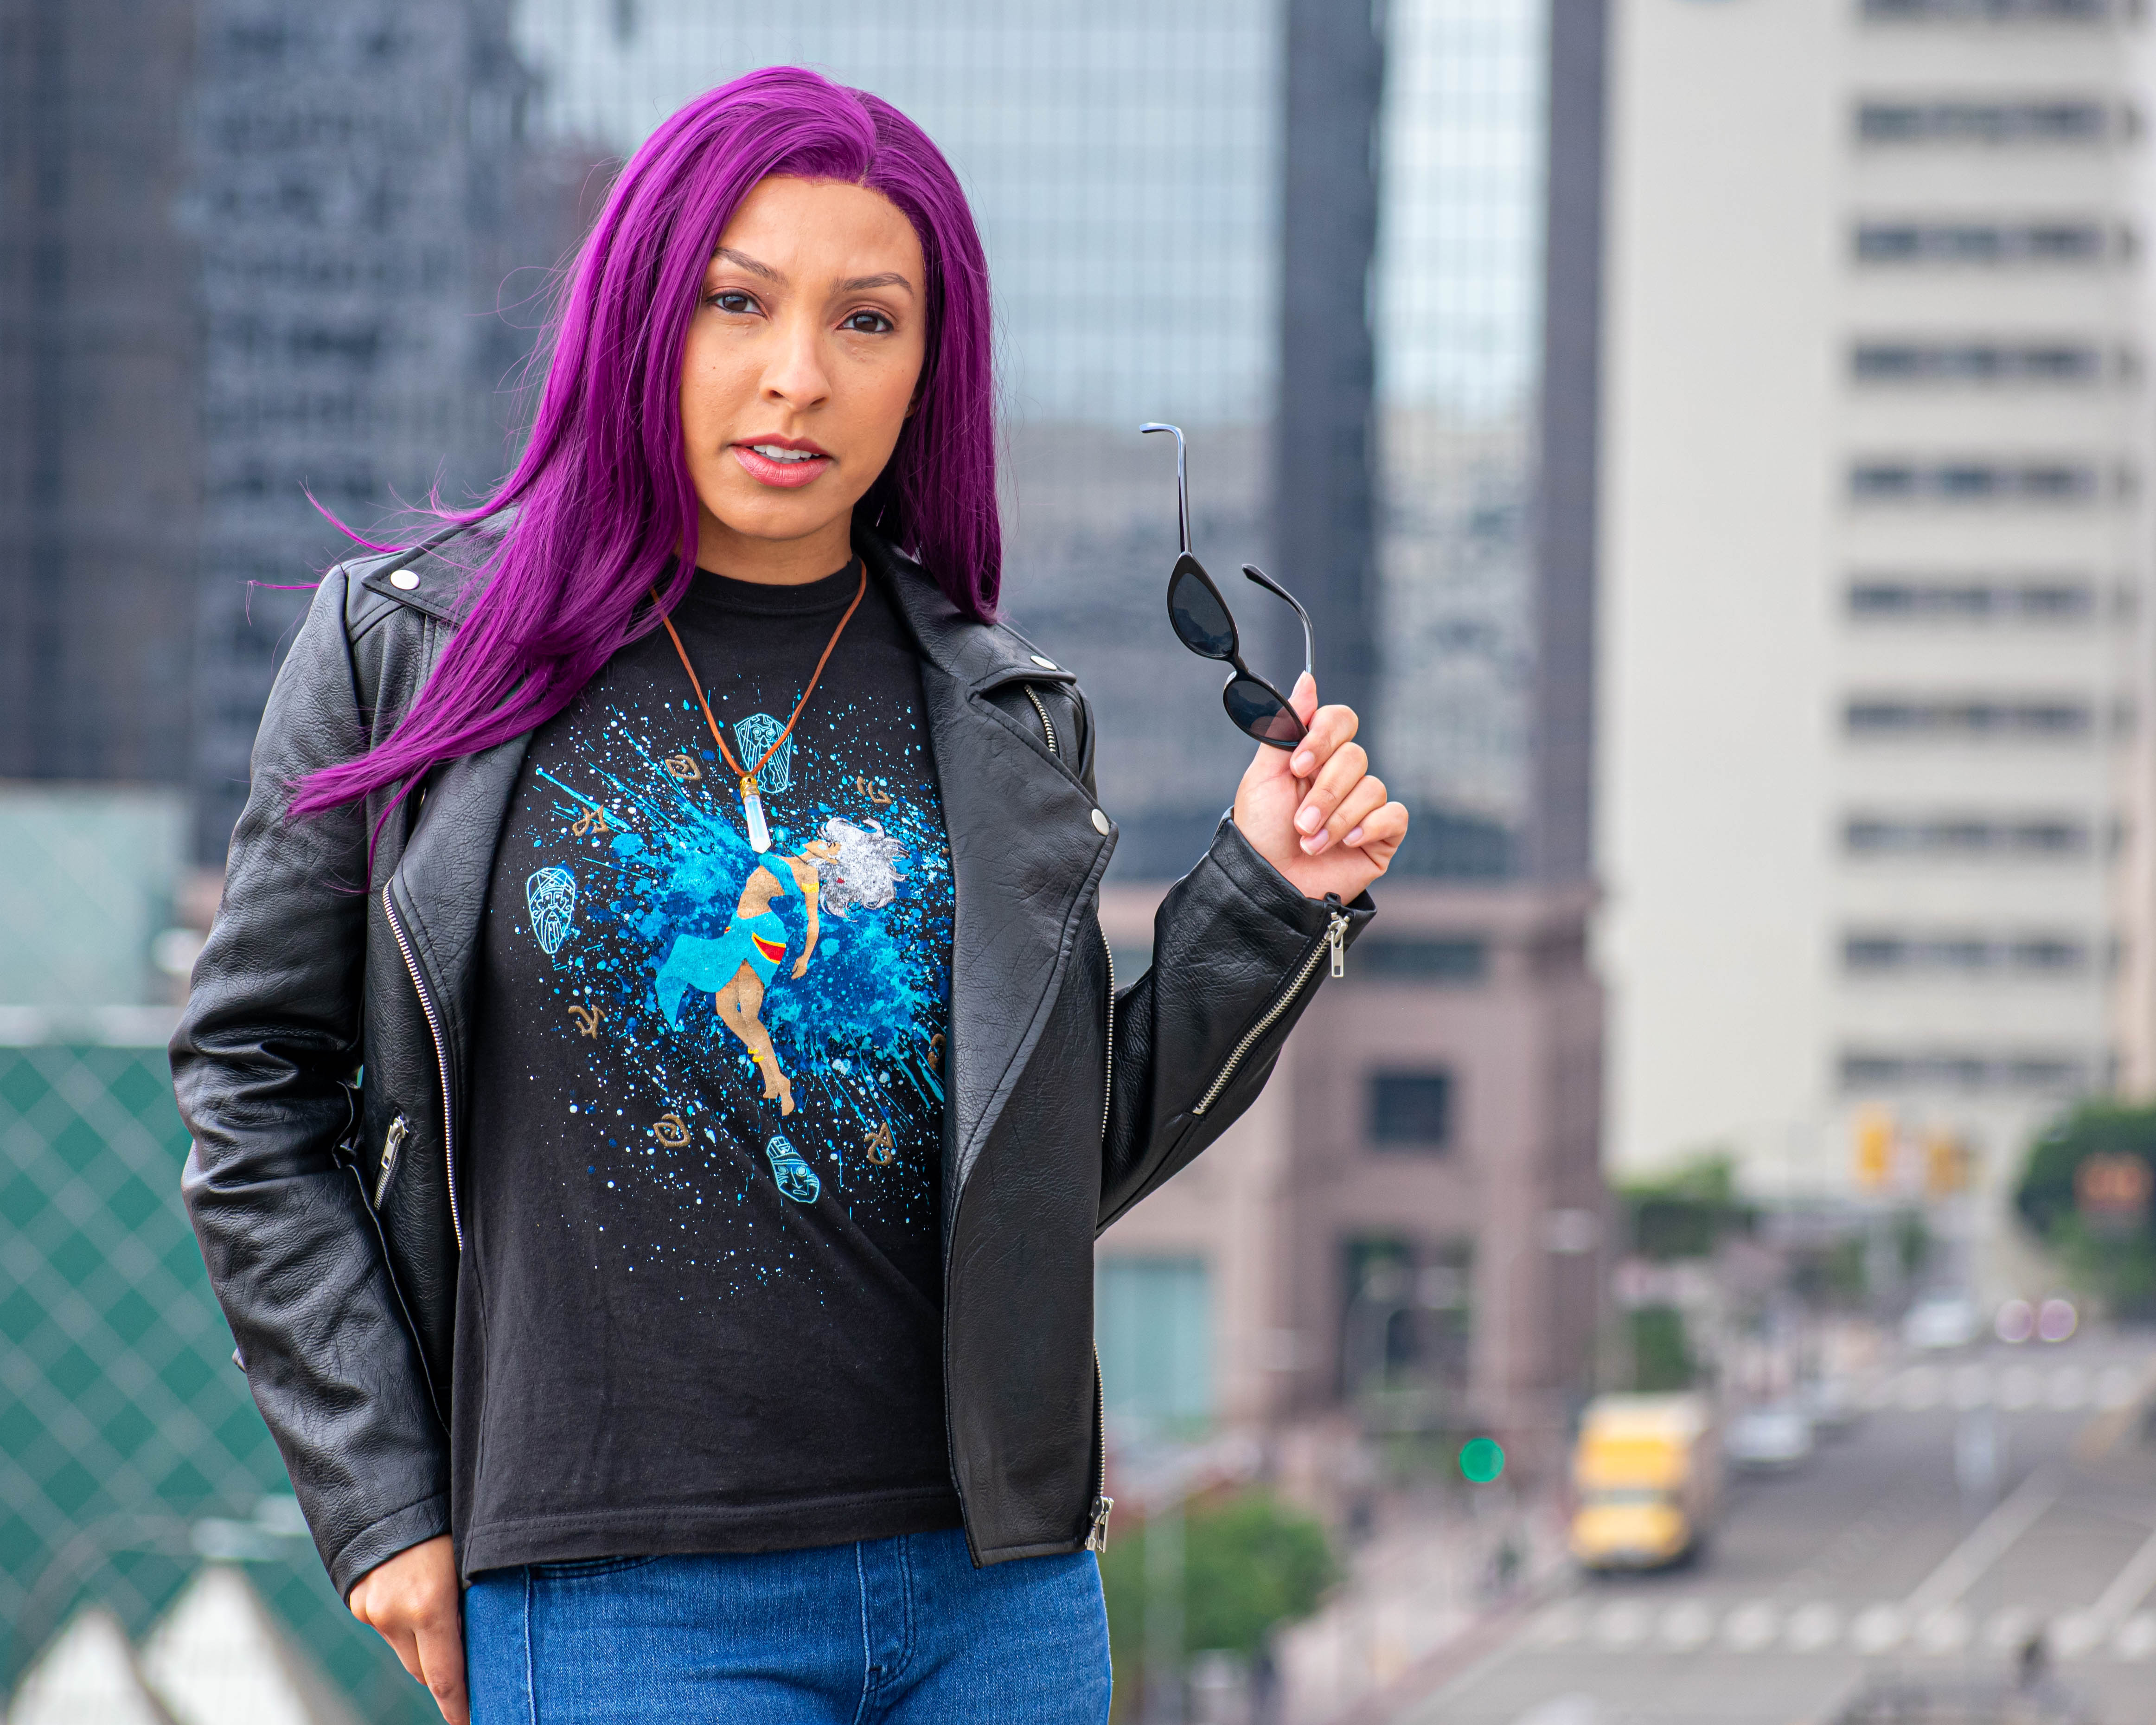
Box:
[1619,1153,1755,1262]
[1100,1490,1336,1712]
[2014,1102,2156,1316]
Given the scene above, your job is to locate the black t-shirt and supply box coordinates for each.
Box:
[452,560,959,1575]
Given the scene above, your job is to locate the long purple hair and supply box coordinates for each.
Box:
[293,66,997,818]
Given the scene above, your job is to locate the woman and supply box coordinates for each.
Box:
[654,823,875,1117]
[173,67,1405,1725]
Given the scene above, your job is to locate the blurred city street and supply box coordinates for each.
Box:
[1395,1331,2156,1725]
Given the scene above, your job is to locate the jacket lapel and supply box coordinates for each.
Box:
[867,535,1118,1189]
[386,732,531,1120]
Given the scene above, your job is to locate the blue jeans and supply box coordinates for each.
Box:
[464,1528,1112,1723]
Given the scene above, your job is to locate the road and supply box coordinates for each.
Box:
[1393,1333,2156,1725]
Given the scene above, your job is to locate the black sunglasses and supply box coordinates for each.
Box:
[1140,423,1315,750]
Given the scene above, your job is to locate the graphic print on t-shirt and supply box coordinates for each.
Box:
[500,631,951,1289]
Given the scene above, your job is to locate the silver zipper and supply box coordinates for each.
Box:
[383,887,463,1250]
[1191,900,1350,1117]
[1024,685,1057,757]
[1086,1341,1114,1551]
[1098,925,1116,1145]
[373,1114,409,1208]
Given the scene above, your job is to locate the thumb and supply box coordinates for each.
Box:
[1281,673,1319,776]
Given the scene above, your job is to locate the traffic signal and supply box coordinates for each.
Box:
[1853,1106,1894,1191]
[1924,1130,1972,1199]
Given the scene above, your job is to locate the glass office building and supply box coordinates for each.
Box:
[1374,0,1549,862]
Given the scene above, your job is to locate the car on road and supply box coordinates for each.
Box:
[1724,1401,1814,1472]
[1569,1393,1721,1570]
[1900,1291,1982,1352]
[1797,1374,1861,1433]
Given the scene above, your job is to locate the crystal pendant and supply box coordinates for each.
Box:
[741,778,771,853]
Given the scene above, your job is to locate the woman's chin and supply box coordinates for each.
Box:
[698,493,858,558]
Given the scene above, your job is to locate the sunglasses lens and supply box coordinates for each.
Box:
[1225,678,1305,747]
[1168,556,1236,660]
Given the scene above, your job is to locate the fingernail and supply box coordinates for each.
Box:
[1296,806,1322,834]
[1301,833,1324,854]
[1291,752,1314,776]
[1346,827,1364,846]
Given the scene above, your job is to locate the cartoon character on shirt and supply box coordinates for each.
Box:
[655,817,908,1115]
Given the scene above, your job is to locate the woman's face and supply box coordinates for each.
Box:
[679,175,929,580]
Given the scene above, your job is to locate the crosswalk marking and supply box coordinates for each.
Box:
[1849,1604,1903,1653]
[1523,1601,2156,1662]
[1861,1361,2144,1414]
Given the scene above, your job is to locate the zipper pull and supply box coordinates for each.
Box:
[1086,1494,1115,1551]
[1325,892,1348,979]
[373,1113,409,1208]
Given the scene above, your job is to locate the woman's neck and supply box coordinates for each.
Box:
[694,506,854,586]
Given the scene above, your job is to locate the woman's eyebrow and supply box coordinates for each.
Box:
[713,246,780,282]
[839,272,915,296]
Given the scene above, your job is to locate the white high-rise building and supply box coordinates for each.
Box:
[1601,0,2156,1234]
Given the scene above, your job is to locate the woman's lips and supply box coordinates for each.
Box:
[733,443,832,489]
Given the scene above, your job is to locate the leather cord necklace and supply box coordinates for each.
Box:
[653,561,869,853]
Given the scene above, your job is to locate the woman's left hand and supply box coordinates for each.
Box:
[1232,674,1408,903]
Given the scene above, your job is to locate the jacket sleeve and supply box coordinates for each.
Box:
[170,570,452,1598]
[1095,802,1375,1232]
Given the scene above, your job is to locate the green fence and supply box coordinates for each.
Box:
[0,1043,430,1722]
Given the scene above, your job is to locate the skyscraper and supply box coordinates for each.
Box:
[1602,0,2150,1239]
[0,0,199,786]
[188,0,559,856]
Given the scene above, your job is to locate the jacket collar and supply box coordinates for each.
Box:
[856,528,1078,699]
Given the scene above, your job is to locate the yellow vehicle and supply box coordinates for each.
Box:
[1569,1393,1721,1571]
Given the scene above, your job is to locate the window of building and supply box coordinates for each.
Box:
[1095,1256,1212,1436]
[1873,578,2107,618]
[1849,460,2105,503]
[1368,1070,1454,1150]
[1847,577,2098,619]
[1839,1049,2092,1091]
[1853,221,2124,266]
[1842,930,2092,974]
[1356,936,1487,983]
[1339,1236,1473,1395]
[1844,697,2093,738]
[1850,341,2110,385]
[1843,813,2092,856]
[1862,0,2124,20]
[1855,100,2121,146]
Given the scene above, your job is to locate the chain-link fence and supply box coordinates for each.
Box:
[0,1042,431,1722]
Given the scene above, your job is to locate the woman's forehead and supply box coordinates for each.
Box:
[712,177,920,275]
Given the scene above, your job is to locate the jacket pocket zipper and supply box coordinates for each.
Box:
[1087,1341,1114,1551]
[383,887,463,1250]
[1190,895,1349,1118]
[372,1114,409,1209]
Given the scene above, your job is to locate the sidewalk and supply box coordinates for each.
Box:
[1272,1492,1571,1725]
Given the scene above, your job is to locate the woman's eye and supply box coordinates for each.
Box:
[841,310,894,335]
[709,290,758,315]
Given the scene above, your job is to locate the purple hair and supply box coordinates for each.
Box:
[292,66,996,819]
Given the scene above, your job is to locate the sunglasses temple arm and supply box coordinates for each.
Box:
[1139,423,1192,555]
[1243,564,1316,684]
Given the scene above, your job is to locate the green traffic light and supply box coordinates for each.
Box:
[1460,1436,1506,1483]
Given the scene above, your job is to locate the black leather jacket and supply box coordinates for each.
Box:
[171,526,1371,1597]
